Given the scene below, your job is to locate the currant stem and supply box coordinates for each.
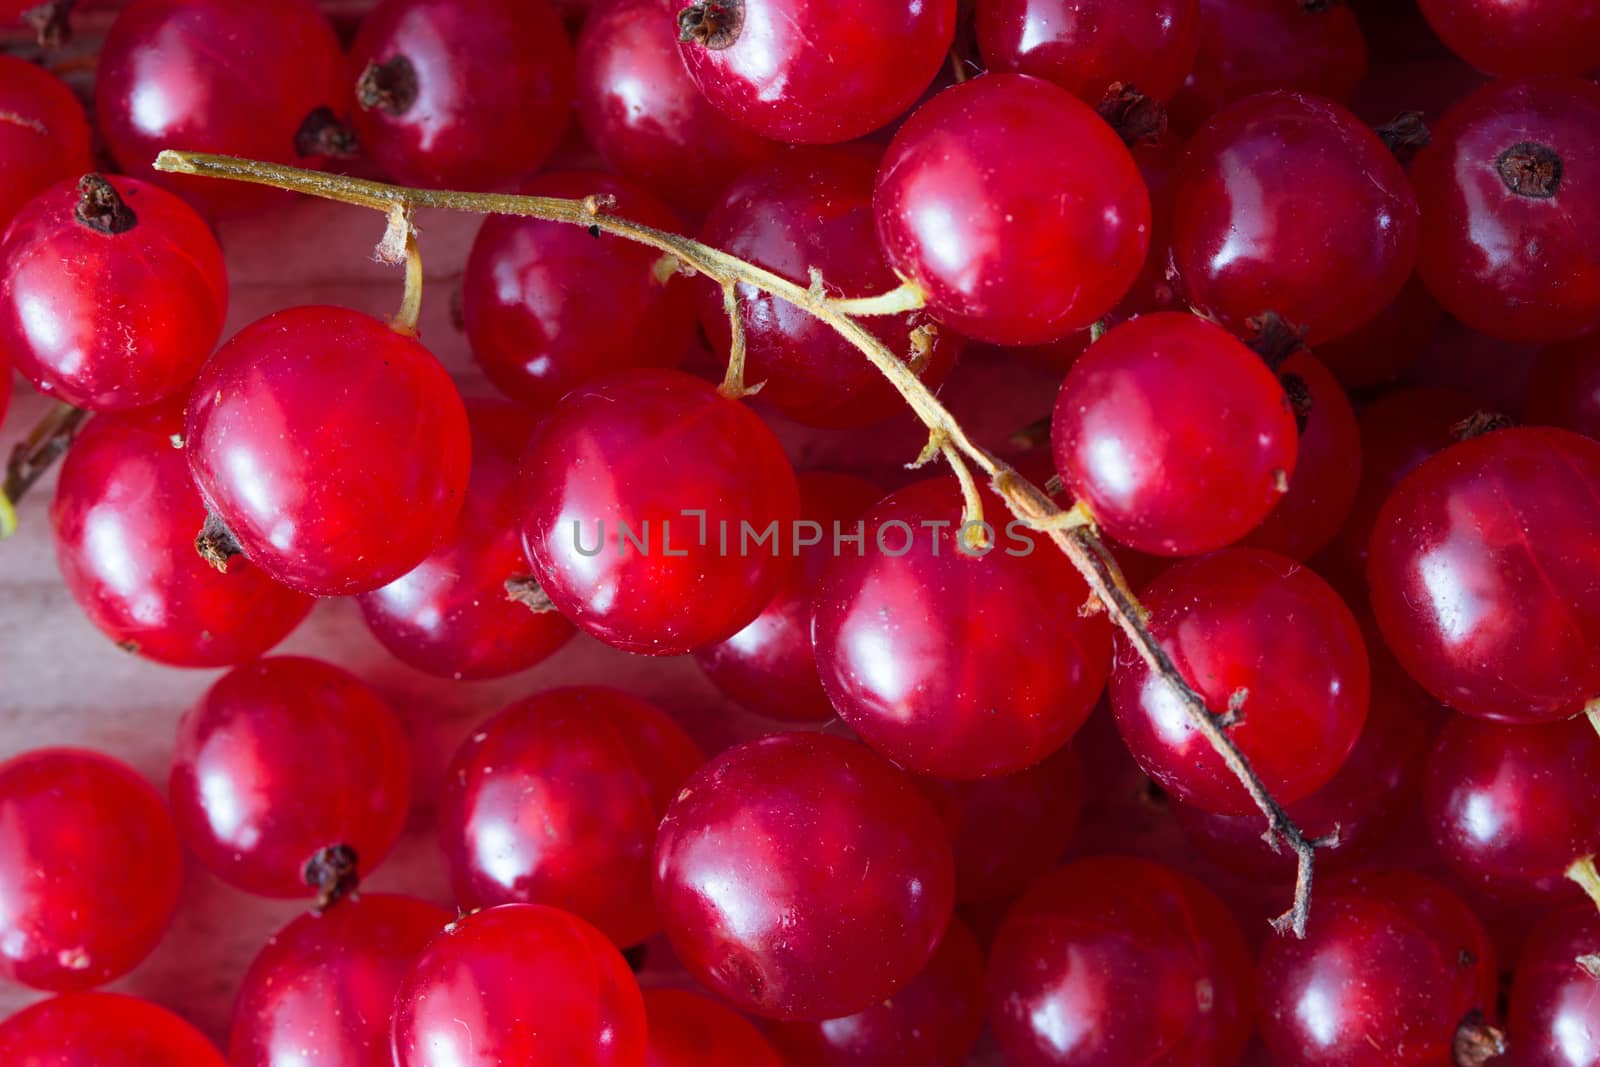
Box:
[829,280,926,317]
[154,148,1329,935]
[717,282,759,399]
[1,402,89,539]
[1565,854,1600,912]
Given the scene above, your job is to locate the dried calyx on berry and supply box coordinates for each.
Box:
[74,174,137,235]
[303,843,360,913]
[1245,311,1310,371]
[1376,111,1431,165]
[1096,83,1167,147]
[357,55,419,116]
[678,0,744,49]
[195,511,243,573]
[1497,141,1563,199]
[295,107,358,160]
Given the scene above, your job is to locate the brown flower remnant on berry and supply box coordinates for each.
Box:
[678,0,744,49]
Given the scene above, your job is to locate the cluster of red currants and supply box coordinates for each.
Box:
[1,0,1600,1064]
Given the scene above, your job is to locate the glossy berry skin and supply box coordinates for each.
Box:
[1508,903,1600,1067]
[1412,77,1600,344]
[186,306,471,597]
[1111,548,1369,815]
[694,472,881,723]
[1172,92,1419,346]
[440,687,703,947]
[1525,333,1600,440]
[0,749,181,992]
[1368,428,1600,722]
[673,0,956,145]
[1052,312,1298,557]
[0,176,227,411]
[50,405,313,667]
[391,904,646,1067]
[643,989,781,1067]
[653,733,955,1021]
[975,0,1201,104]
[0,994,225,1066]
[697,146,960,428]
[464,172,695,412]
[95,0,348,217]
[0,57,91,231]
[766,919,986,1067]
[1259,869,1497,1067]
[1168,0,1367,134]
[518,368,800,656]
[1314,275,1443,390]
[988,858,1255,1067]
[1244,353,1360,560]
[230,894,449,1067]
[1418,0,1600,77]
[575,0,778,217]
[350,0,575,190]
[1424,714,1600,901]
[358,402,572,680]
[169,657,411,898]
[814,477,1112,779]
[875,74,1150,346]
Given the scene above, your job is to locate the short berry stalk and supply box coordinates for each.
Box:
[1,401,89,538]
[154,148,1329,936]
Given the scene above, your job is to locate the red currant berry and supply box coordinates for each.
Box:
[875,74,1151,346]
[1418,0,1600,77]
[350,0,575,190]
[518,368,800,655]
[643,988,782,1067]
[1258,869,1498,1067]
[1111,547,1369,815]
[1243,353,1360,560]
[0,57,91,231]
[575,0,779,217]
[185,305,471,597]
[653,732,954,1020]
[694,471,881,723]
[441,686,703,947]
[169,656,411,899]
[1368,427,1600,722]
[813,476,1111,779]
[988,857,1255,1067]
[1412,77,1600,344]
[230,893,449,1066]
[95,0,350,217]
[391,903,646,1067]
[697,145,960,427]
[50,404,313,667]
[1507,902,1600,1067]
[0,749,181,991]
[1167,0,1367,135]
[1313,275,1444,390]
[358,401,572,680]
[464,171,696,412]
[0,176,226,411]
[673,0,956,145]
[766,919,986,1067]
[0,993,224,1065]
[975,0,1201,104]
[1525,333,1600,441]
[1052,312,1298,556]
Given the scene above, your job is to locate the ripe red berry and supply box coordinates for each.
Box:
[1417,0,1600,77]
[673,0,957,144]
[0,749,181,992]
[643,988,783,1067]
[440,686,703,947]
[1524,332,1600,441]
[0,993,225,1065]
[988,857,1256,1067]
[1368,427,1600,722]
[391,903,646,1067]
[697,145,961,427]
[463,171,696,411]
[0,176,227,411]
[812,477,1111,779]
[169,656,411,898]
[518,368,800,655]
[185,305,471,597]
[875,74,1151,345]
[975,0,1201,104]
[653,732,954,1020]
[694,471,882,723]
[230,894,449,1066]
[95,0,350,216]
[0,57,91,230]
[1313,275,1444,390]
[1412,77,1600,344]
[50,404,313,667]
[1507,903,1600,1067]
[1110,547,1369,815]
[1052,312,1298,556]
[350,0,575,190]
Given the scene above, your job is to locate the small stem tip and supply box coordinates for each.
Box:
[74,174,137,235]
[1566,854,1600,912]
[677,1,744,48]
[357,55,419,116]
[303,843,360,913]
